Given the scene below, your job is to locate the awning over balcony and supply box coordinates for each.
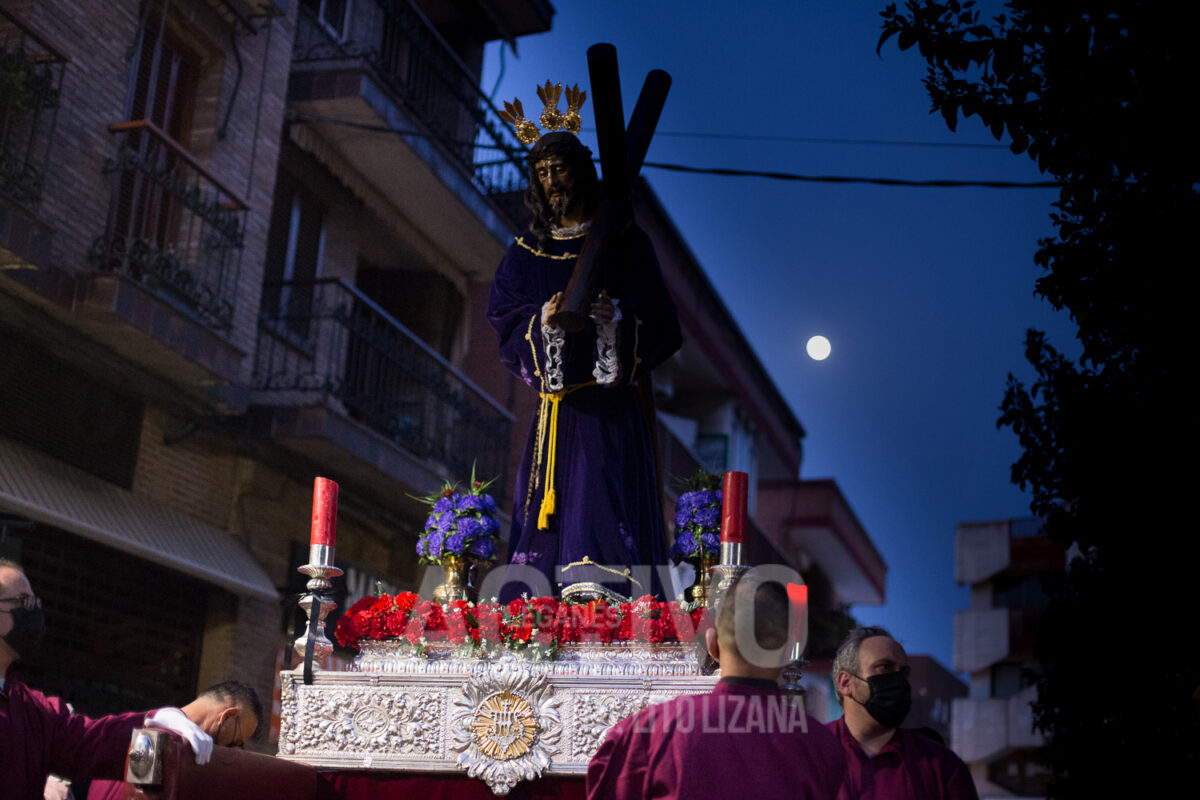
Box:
[0,435,278,601]
[286,104,511,283]
[756,478,887,606]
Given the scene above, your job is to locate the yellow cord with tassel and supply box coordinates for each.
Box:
[537,391,563,529]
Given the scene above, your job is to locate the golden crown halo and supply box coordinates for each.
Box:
[536,81,564,130]
[563,84,585,134]
[498,81,587,145]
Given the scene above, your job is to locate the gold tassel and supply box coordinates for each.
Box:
[538,489,556,529]
[537,392,563,529]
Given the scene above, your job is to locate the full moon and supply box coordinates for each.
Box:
[806,335,832,361]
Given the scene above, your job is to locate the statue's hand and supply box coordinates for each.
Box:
[590,291,615,324]
[542,292,565,327]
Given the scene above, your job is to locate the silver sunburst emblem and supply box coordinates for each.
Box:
[450,664,563,794]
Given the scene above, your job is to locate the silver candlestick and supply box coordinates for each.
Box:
[293,545,343,667]
[778,641,809,697]
[707,541,749,612]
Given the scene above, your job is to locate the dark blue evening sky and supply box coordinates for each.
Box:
[482,1,1078,670]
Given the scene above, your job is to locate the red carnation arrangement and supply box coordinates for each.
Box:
[334,592,712,654]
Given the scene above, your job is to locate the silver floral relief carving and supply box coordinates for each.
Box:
[290,686,443,756]
[277,641,720,791]
[571,692,648,759]
[278,677,300,755]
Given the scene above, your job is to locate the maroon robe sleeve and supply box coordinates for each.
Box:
[1,677,143,800]
[41,692,143,783]
[86,779,127,800]
[585,716,652,800]
[945,757,980,800]
[912,729,979,800]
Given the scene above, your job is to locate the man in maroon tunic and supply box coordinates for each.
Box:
[828,626,978,800]
[586,576,844,799]
[86,680,262,800]
[0,559,216,800]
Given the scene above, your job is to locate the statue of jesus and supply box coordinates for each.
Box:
[487,128,682,601]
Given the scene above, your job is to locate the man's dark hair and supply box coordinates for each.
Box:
[525,131,600,247]
[200,680,263,736]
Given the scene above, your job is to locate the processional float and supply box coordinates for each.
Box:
[117,45,808,799]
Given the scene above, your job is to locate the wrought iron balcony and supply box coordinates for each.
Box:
[291,0,529,214]
[254,278,512,489]
[0,7,68,212]
[87,120,247,330]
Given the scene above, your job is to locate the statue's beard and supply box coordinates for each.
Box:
[548,190,576,219]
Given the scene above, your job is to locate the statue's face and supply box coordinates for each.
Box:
[535,155,579,220]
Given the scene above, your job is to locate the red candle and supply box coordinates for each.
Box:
[310,477,339,547]
[787,583,808,644]
[720,471,748,543]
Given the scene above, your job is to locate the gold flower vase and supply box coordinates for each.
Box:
[685,553,717,606]
[433,553,477,604]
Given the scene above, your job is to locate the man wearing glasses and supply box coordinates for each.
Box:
[828,626,979,800]
[0,559,223,800]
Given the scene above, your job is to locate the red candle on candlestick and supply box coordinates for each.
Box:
[787,582,808,644]
[720,471,748,543]
[310,477,339,547]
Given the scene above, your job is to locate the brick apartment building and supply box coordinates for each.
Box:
[1,0,544,734]
[1,0,884,746]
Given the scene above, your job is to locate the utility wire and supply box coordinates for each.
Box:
[643,160,1058,188]
[591,128,1013,150]
[286,111,1058,189]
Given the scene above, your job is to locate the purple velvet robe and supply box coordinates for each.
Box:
[0,674,143,800]
[586,680,846,800]
[826,718,980,800]
[488,227,681,599]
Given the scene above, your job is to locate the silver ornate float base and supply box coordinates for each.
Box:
[277,641,718,795]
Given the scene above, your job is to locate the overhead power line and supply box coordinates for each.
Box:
[286,111,1058,190]
[642,160,1058,188]
[594,128,1013,150]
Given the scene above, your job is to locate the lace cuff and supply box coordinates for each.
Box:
[541,300,566,392]
[592,298,623,385]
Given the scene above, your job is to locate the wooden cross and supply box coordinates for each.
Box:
[550,44,671,332]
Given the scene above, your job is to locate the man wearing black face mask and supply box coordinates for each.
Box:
[0,559,217,800]
[828,626,978,800]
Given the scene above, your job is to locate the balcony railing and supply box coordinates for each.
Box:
[254,278,513,490]
[291,0,529,215]
[0,8,68,212]
[87,120,247,330]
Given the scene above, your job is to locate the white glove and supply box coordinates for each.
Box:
[145,707,214,765]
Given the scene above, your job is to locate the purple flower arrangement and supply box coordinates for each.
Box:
[669,471,722,562]
[415,468,501,565]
